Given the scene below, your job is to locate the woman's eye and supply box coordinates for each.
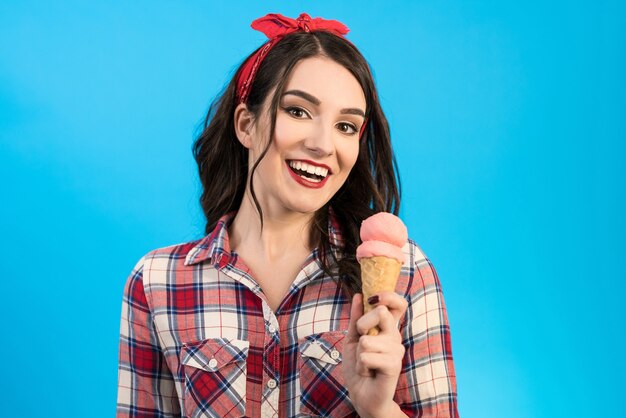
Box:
[285,106,308,119]
[337,122,358,135]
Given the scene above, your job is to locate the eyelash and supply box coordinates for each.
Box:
[338,123,358,135]
[283,106,359,135]
[283,106,308,119]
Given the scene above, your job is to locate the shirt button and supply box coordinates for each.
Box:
[330,349,340,360]
[267,379,277,389]
[268,324,276,334]
[208,358,218,369]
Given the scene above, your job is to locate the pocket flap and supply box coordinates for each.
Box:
[181,338,249,371]
[299,330,346,365]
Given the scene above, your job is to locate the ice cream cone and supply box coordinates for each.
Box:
[361,255,402,336]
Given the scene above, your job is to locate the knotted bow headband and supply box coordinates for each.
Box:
[236,13,349,104]
[236,12,369,139]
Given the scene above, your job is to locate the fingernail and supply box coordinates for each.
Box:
[367,295,379,305]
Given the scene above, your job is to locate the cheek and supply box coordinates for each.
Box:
[339,141,360,171]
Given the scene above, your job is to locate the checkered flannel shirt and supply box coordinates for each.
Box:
[117,211,459,417]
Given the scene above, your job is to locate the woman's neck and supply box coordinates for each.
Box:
[228,194,315,262]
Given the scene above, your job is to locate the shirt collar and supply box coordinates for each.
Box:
[184,211,237,267]
[326,206,345,250]
[184,207,345,267]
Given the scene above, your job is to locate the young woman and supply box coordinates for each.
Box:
[117,12,458,418]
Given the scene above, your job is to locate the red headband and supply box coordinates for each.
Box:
[236,13,350,104]
[236,12,369,139]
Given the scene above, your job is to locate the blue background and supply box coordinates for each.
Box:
[1,1,624,417]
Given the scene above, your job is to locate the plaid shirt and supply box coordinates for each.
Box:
[117,211,458,417]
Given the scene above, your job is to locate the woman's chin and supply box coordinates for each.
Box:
[285,198,330,215]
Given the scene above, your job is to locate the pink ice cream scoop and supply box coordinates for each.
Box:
[356,212,408,263]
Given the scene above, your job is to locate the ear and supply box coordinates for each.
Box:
[234,103,255,149]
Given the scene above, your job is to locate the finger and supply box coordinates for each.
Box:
[356,304,402,336]
[346,293,364,342]
[368,291,409,323]
[358,351,404,376]
[375,305,402,336]
[358,334,402,354]
[355,305,384,336]
[355,332,375,377]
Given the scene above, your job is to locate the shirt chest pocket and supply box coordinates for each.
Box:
[298,331,355,417]
[180,338,249,418]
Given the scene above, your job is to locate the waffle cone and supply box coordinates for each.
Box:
[360,256,402,336]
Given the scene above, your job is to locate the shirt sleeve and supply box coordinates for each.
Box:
[117,256,181,417]
[396,254,459,417]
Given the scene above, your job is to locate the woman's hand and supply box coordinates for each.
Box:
[342,291,409,418]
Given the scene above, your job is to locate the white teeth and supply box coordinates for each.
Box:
[288,161,329,179]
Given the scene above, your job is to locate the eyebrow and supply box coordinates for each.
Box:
[281,89,366,119]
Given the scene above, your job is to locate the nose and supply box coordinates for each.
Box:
[303,122,334,157]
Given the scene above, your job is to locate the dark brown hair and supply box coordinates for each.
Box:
[192,31,401,293]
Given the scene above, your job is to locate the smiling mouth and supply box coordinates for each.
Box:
[287,160,330,183]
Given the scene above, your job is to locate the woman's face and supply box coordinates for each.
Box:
[244,56,366,217]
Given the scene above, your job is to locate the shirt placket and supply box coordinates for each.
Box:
[261,301,281,417]
[213,253,282,418]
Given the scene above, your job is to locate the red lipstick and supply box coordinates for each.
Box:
[285,161,330,189]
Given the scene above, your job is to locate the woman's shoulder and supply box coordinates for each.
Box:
[123,236,213,298]
[403,238,429,266]
[396,238,441,297]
